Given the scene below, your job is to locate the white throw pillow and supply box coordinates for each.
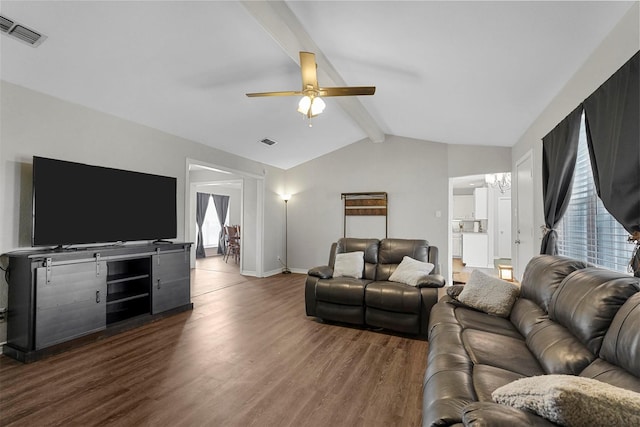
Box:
[388,256,435,286]
[456,269,520,317]
[333,251,365,279]
[492,375,640,427]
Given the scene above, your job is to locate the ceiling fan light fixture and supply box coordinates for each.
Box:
[297,95,326,119]
[297,95,312,116]
[311,96,325,116]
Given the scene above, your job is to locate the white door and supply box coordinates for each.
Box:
[497,197,512,259]
[515,152,534,280]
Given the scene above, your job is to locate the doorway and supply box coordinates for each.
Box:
[185,159,265,277]
[198,191,235,258]
[515,151,534,280]
[450,173,512,285]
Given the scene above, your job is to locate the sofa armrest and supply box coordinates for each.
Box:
[462,402,557,427]
[308,265,333,279]
[417,274,446,288]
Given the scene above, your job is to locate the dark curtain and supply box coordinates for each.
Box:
[540,105,584,255]
[212,195,230,255]
[583,51,640,275]
[196,192,211,259]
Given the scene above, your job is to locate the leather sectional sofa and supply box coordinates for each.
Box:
[423,255,640,426]
[305,238,445,335]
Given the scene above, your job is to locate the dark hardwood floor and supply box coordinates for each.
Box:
[0,256,429,426]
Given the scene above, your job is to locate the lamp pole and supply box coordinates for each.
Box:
[283,195,291,274]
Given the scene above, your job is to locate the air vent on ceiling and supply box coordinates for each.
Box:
[0,16,14,32]
[0,15,47,47]
[260,138,278,146]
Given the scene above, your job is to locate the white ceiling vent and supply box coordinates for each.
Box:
[0,15,47,47]
[260,138,278,146]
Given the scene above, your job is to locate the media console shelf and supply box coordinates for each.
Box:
[4,242,192,363]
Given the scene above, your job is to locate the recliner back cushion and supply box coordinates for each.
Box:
[526,318,596,375]
[335,238,379,280]
[520,255,589,313]
[600,292,640,377]
[375,239,429,281]
[549,268,640,355]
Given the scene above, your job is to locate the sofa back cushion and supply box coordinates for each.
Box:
[600,291,640,377]
[520,255,589,313]
[375,239,430,280]
[549,268,640,355]
[335,238,379,280]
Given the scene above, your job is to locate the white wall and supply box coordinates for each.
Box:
[285,135,512,279]
[511,3,640,270]
[0,81,286,342]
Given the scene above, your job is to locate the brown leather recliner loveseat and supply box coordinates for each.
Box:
[424,255,640,426]
[305,238,445,335]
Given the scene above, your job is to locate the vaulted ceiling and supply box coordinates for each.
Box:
[1,1,635,169]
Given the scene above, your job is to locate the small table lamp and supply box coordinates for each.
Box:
[498,264,514,282]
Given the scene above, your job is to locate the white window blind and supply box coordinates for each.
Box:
[556,115,634,273]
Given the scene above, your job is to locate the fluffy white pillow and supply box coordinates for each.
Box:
[456,269,520,317]
[492,375,640,427]
[333,251,365,279]
[389,256,435,286]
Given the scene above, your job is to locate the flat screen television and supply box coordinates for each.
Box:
[32,156,177,246]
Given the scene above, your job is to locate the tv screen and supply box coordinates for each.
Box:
[32,156,177,246]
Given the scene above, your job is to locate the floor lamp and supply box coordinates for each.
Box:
[282,194,291,274]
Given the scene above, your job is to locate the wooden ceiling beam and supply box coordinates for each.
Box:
[240,1,385,143]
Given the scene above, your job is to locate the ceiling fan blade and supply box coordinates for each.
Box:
[319,86,376,97]
[245,91,302,97]
[300,51,318,91]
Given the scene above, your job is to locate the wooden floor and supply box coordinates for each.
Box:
[0,256,429,426]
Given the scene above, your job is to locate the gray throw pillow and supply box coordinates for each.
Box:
[492,375,640,427]
[388,256,434,286]
[333,251,365,279]
[456,269,520,317]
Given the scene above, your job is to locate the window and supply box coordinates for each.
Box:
[556,115,634,273]
[201,195,229,248]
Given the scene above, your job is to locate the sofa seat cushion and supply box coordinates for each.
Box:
[462,329,544,377]
[455,308,524,340]
[365,281,421,314]
[315,278,370,306]
[472,364,527,402]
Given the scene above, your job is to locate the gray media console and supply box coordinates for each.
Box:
[4,242,192,362]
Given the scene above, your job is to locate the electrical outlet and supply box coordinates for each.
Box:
[0,307,6,322]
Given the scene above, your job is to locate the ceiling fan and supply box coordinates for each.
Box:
[246,51,375,122]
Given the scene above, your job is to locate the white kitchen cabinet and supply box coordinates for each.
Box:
[462,233,489,268]
[474,187,488,219]
[452,233,462,258]
[453,195,474,219]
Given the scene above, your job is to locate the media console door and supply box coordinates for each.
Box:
[151,249,190,314]
[34,260,108,349]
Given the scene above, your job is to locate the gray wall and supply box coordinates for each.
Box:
[511,3,639,272]
[285,134,512,279]
[0,81,286,342]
